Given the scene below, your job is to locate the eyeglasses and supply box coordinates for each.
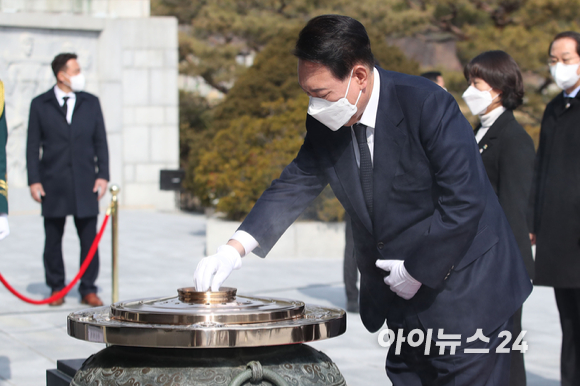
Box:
[548,56,580,66]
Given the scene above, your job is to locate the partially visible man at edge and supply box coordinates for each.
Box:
[0,79,8,241]
[195,15,532,384]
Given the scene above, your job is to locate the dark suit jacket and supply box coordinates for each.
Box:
[26,88,109,218]
[475,110,535,279]
[529,92,580,288]
[239,67,532,337]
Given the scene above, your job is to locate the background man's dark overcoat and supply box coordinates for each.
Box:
[530,92,580,288]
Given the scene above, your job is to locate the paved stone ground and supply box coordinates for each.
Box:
[0,210,562,386]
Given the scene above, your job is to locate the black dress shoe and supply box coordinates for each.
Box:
[346,300,359,313]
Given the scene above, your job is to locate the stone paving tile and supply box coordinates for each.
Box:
[0,210,563,386]
[0,331,55,386]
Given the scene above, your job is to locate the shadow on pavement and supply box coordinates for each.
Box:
[526,372,559,386]
[0,356,11,380]
[298,284,347,309]
[25,282,80,299]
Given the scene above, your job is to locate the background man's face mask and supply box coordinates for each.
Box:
[462,85,499,116]
[307,70,362,131]
[550,62,580,91]
[64,73,86,92]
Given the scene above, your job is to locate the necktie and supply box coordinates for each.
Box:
[565,96,573,109]
[353,123,373,218]
[62,96,69,119]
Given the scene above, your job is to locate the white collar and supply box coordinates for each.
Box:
[564,84,580,98]
[479,106,506,129]
[53,84,76,104]
[357,67,380,129]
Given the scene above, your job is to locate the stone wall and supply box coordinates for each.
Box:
[0,10,179,213]
[0,0,150,17]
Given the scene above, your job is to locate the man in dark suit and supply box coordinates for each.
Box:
[26,53,109,307]
[529,31,580,386]
[420,71,446,90]
[195,15,532,384]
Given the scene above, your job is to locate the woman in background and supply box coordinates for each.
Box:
[462,50,535,386]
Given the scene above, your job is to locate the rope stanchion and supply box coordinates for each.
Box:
[0,210,111,305]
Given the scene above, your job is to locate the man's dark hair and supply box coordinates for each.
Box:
[293,15,375,81]
[464,50,524,110]
[51,53,77,78]
[549,31,580,57]
[420,71,442,82]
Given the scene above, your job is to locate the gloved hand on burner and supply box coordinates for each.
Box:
[194,244,242,292]
[375,259,421,300]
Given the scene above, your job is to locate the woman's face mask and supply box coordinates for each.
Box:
[462,85,499,116]
[307,69,362,131]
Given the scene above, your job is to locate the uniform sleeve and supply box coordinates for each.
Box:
[0,82,8,214]
[26,99,42,186]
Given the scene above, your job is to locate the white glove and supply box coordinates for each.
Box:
[375,259,421,300]
[194,245,242,292]
[0,213,9,241]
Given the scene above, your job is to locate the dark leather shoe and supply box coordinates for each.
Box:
[48,291,65,307]
[81,293,104,307]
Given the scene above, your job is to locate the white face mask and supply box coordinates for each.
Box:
[462,85,498,116]
[65,73,86,92]
[550,62,580,91]
[307,70,362,131]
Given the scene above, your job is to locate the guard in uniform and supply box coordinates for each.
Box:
[0,79,9,240]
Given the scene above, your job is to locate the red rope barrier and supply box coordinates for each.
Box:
[0,213,110,305]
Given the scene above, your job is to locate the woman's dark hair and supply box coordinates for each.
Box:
[464,50,524,110]
[293,15,375,81]
[549,31,580,56]
[51,53,77,78]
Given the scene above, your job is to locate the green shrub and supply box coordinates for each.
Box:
[192,27,420,221]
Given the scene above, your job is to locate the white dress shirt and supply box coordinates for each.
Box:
[475,106,506,144]
[350,67,380,166]
[230,68,382,256]
[54,85,76,124]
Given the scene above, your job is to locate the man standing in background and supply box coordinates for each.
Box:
[195,15,532,383]
[529,31,580,386]
[420,71,446,89]
[26,53,109,307]
[0,79,9,241]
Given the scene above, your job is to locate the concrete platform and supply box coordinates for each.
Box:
[0,210,561,385]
